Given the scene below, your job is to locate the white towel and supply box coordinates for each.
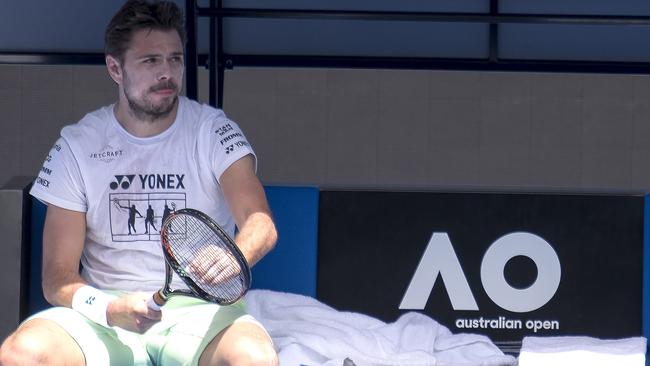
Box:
[518,336,647,366]
[244,289,516,366]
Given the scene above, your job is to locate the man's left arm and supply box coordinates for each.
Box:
[220,154,277,266]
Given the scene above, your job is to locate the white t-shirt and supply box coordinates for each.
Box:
[30,97,255,292]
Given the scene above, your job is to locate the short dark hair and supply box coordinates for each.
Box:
[105,0,186,61]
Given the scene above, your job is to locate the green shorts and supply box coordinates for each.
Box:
[25,295,264,366]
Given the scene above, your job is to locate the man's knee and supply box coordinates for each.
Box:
[201,321,278,366]
[0,326,50,365]
[0,319,83,366]
[222,336,278,366]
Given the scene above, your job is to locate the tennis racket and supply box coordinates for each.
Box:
[147,208,251,311]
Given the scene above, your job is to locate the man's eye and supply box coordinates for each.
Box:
[144,58,157,64]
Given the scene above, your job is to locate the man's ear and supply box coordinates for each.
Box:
[106,55,123,85]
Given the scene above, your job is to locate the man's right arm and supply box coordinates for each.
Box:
[41,204,161,332]
[41,204,86,307]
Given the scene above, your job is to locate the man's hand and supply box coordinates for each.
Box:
[106,293,162,333]
[187,245,240,286]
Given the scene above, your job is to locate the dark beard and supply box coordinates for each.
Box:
[125,90,177,122]
[123,76,179,122]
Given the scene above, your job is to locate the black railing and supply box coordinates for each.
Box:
[4,2,650,107]
[187,1,650,107]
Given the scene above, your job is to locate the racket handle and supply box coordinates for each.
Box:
[146,291,165,311]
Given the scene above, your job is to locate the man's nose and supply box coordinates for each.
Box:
[157,60,172,80]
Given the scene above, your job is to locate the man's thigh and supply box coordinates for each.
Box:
[27,307,151,366]
[20,298,269,366]
[146,297,255,366]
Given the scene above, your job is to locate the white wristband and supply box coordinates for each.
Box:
[71,286,116,328]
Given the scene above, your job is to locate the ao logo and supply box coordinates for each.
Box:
[400,232,561,313]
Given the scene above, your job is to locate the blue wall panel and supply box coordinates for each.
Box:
[253,186,319,297]
[28,199,48,316]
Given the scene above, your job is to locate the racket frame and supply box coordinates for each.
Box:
[155,208,251,306]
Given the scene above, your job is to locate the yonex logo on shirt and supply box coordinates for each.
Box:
[110,175,136,190]
[225,141,249,154]
[109,174,186,190]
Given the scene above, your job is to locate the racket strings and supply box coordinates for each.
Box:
[164,215,246,302]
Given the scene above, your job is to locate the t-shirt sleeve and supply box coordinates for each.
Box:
[29,137,87,212]
[207,112,257,182]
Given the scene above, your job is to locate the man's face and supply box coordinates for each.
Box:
[119,29,184,121]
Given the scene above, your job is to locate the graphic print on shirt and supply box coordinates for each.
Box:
[89,144,124,164]
[108,173,187,242]
[34,142,63,190]
[216,123,250,155]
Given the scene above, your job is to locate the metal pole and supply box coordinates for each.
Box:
[185,0,198,101]
[217,0,225,109]
[209,0,217,107]
[489,0,499,62]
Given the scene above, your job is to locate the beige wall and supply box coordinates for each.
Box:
[2,64,650,192]
[225,68,650,192]
[0,65,115,186]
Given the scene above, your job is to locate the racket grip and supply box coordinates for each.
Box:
[146,291,165,311]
